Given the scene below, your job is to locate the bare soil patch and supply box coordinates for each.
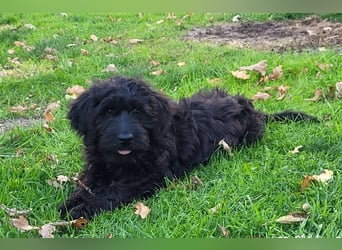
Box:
[184,16,342,52]
[0,118,41,135]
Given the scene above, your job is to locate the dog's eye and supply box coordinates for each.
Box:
[106,109,115,115]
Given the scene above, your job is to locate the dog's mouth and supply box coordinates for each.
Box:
[117,150,132,155]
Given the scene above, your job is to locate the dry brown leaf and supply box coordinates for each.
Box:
[335,82,342,99]
[44,47,57,55]
[134,202,151,219]
[39,224,56,238]
[10,215,40,232]
[102,64,119,73]
[80,48,90,55]
[66,85,85,96]
[304,88,323,102]
[71,217,88,229]
[90,34,98,42]
[276,212,308,224]
[218,139,233,156]
[219,225,230,238]
[300,176,315,191]
[103,37,118,44]
[150,69,165,76]
[191,175,203,188]
[268,65,283,80]
[149,59,160,66]
[0,204,31,217]
[289,145,303,154]
[42,122,53,132]
[129,38,144,44]
[300,169,333,191]
[251,92,272,101]
[239,60,267,76]
[276,85,289,101]
[231,70,250,80]
[45,54,57,61]
[9,105,28,114]
[318,63,333,71]
[44,102,60,122]
[8,49,15,54]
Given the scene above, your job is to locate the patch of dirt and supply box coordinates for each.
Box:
[0,118,41,135]
[184,16,342,52]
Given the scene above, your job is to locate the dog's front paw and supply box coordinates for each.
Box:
[58,201,92,220]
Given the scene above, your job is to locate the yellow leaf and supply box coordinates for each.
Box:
[177,61,186,67]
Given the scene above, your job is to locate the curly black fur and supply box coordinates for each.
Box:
[59,76,318,219]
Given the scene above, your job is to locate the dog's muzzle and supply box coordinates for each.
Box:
[117,132,133,155]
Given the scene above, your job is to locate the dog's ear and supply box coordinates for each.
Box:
[68,91,93,137]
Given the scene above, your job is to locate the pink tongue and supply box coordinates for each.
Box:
[118,150,132,155]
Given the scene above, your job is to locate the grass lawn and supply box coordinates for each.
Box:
[0,13,341,238]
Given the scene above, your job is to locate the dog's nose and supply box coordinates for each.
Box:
[118,133,133,143]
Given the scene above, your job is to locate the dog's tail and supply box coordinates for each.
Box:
[265,110,320,123]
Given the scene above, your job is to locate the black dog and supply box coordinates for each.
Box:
[59,76,317,219]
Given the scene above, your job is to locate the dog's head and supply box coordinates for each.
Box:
[68,76,174,162]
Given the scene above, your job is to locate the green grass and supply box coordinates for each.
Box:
[0,13,341,238]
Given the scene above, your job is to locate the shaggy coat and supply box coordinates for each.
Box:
[59,76,317,219]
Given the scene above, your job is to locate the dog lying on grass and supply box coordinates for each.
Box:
[59,76,318,219]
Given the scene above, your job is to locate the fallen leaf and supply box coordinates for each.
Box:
[276,85,289,101]
[251,92,272,101]
[71,217,88,229]
[219,225,230,238]
[129,38,144,44]
[102,64,119,73]
[302,203,311,212]
[300,169,333,191]
[304,88,323,102]
[239,60,267,76]
[8,49,15,54]
[39,224,56,238]
[312,169,333,183]
[335,82,342,99]
[231,70,250,80]
[44,102,60,122]
[90,34,98,42]
[150,69,165,76]
[156,19,164,25]
[45,54,57,61]
[327,85,335,99]
[218,139,233,156]
[44,47,57,55]
[268,65,283,80]
[134,202,151,219]
[191,175,203,188]
[318,63,333,71]
[66,85,85,96]
[80,48,90,55]
[289,145,303,154]
[208,203,221,214]
[9,105,28,114]
[276,212,308,224]
[177,61,186,67]
[103,37,118,44]
[10,215,40,232]
[149,59,160,66]
[42,123,53,132]
[0,204,31,217]
[300,176,315,191]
